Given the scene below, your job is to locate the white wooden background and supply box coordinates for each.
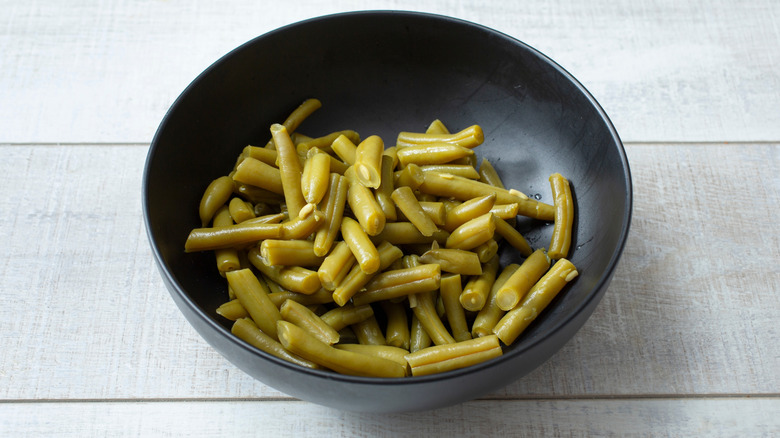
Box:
[1,0,779,436]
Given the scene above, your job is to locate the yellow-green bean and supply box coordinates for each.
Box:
[226,268,282,340]
[445,213,496,250]
[331,134,357,165]
[320,303,374,331]
[397,124,484,149]
[493,258,578,345]
[396,143,475,167]
[380,300,410,350]
[199,176,234,226]
[297,129,360,151]
[474,239,499,263]
[216,298,248,321]
[340,216,381,274]
[352,314,387,346]
[347,181,385,236]
[232,318,319,369]
[352,263,441,306]
[280,299,340,345]
[268,287,334,308]
[439,274,471,342]
[548,173,574,260]
[391,186,439,237]
[404,334,502,376]
[493,217,533,257]
[419,247,483,276]
[331,241,403,306]
[420,164,480,179]
[393,163,424,189]
[374,155,398,221]
[300,149,331,205]
[313,173,349,256]
[472,263,520,338]
[277,321,405,378]
[317,240,357,291]
[419,171,555,221]
[281,98,322,134]
[334,344,410,375]
[184,221,282,252]
[270,123,307,218]
[477,158,505,188]
[496,248,551,311]
[227,197,255,223]
[354,135,384,189]
[459,256,500,312]
[412,291,456,346]
[260,239,325,267]
[247,247,322,295]
[410,314,432,352]
[232,156,284,195]
[370,222,449,246]
[425,119,450,135]
[443,194,496,232]
[212,206,241,274]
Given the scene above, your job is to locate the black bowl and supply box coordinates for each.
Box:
[143,11,631,412]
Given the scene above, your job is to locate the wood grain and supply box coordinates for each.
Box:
[1,0,779,143]
[1,143,777,401]
[1,398,779,436]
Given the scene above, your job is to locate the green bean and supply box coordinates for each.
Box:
[352,314,387,345]
[227,197,256,223]
[493,217,533,257]
[419,247,483,276]
[212,206,241,274]
[270,123,307,218]
[317,241,357,291]
[260,239,325,267]
[232,318,319,369]
[397,124,483,149]
[331,134,357,165]
[340,216,381,274]
[380,300,410,350]
[347,181,385,236]
[477,158,505,188]
[216,298,248,321]
[320,303,374,332]
[396,143,474,167]
[184,221,282,252]
[548,173,574,259]
[334,344,410,375]
[277,321,405,377]
[280,299,340,345]
[496,248,551,311]
[313,173,349,256]
[226,269,282,340]
[439,274,471,342]
[410,314,432,353]
[331,241,403,306]
[199,176,234,226]
[419,171,555,221]
[370,222,449,246]
[247,247,321,295]
[493,258,578,345]
[472,263,520,337]
[232,157,284,195]
[420,164,480,180]
[393,163,424,189]
[354,135,384,189]
[391,186,439,237]
[352,264,441,306]
[404,334,502,376]
[443,194,496,232]
[300,149,332,205]
[281,98,321,134]
[411,291,456,346]
[445,213,496,250]
[459,256,500,312]
[374,155,398,221]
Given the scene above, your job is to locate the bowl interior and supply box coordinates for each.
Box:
[144,11,631,409]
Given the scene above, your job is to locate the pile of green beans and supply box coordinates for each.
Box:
[185,99,578,377]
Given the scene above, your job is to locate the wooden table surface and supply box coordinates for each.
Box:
[2,1,779,436]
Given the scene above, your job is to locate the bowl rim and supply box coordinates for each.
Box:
[143,9,633,386]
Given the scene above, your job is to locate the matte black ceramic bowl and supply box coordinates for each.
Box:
[143,11,631,412]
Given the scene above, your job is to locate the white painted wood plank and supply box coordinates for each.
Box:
[1,398,779,436]
[0,143,777,402]
[1,0,779,143]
